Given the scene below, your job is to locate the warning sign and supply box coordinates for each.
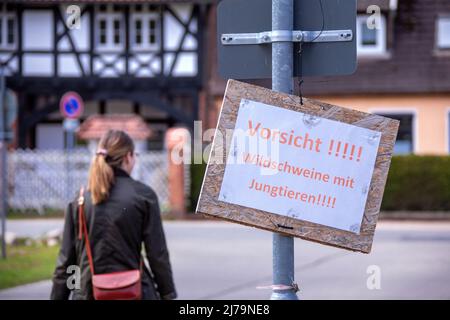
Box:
[218,99,381,234]
[196,80,399,253]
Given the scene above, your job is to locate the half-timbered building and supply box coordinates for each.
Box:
[3,0,450,155]
[2,0,212,150]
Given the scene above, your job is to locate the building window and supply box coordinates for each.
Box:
[149,19,157,45]
[376,113,414,154]
[130,4,160,50]
[99,19,107,44]
[436,16,450,49]
[95,4,124,51]
[113,19,121,44]
[135,20,142,44]
[0,4,17,49]
[7,17,14,44]
[356,14,387,56]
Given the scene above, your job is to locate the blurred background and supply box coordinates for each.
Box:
[0,0,449,299]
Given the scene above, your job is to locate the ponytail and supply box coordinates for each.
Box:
[88,153,115,205]
[87,130,135,205]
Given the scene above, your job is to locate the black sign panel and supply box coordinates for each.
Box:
[218,0,357,79]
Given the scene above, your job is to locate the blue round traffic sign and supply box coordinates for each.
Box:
[60,91,84,119]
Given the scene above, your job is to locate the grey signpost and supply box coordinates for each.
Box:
[60,92,83,202]
[62,118,79,201]
[271,0,297,300]
[217,0,357,299]
[0,67,6,259]
[0,68,17,259]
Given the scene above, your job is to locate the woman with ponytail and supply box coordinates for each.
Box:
[51,130,176,300]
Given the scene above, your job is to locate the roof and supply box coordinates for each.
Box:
[77,114,152,140]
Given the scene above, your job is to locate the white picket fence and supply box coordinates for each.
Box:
[7,149,172,213]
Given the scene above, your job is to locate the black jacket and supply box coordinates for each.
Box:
[50,167,176,300]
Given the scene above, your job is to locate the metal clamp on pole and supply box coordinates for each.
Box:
[221,29,353,45]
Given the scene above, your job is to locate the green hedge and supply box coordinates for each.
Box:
[190,155,450,212]
[381,155,450,211]
[189,161,208,212]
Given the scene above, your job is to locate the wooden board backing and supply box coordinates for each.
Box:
[196,79,399,253]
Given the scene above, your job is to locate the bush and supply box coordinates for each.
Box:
[189,161,207,212]
[381,155,450,211]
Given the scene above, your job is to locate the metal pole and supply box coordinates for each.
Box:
[64,118,78,202]
[271,0,297,300]
[65,125,74,202]
[0,67,7,259]
[67,130,72,201]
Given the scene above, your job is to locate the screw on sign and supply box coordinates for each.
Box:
[60,91,84,119]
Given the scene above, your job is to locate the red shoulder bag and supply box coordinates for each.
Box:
[77,187,142,300]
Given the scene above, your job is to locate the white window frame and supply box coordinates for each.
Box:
[95,4,124,51]
[436,15,450,50]
[356,14,387,57]
[0,4,17,50]
[130,4,160,51]
[367,108,418,154]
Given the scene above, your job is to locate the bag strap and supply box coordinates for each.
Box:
[78,187,95,276]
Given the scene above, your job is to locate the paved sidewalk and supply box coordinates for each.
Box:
[1,220,450,299]
[3,219,64,239]
[0,281,52,300]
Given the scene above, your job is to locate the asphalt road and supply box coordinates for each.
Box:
[1,219,450,299]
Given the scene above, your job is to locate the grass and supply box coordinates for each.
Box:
[0,244,59,290]
[7,208,64,220]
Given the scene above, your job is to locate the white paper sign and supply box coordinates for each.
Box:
[218,99,381,234]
